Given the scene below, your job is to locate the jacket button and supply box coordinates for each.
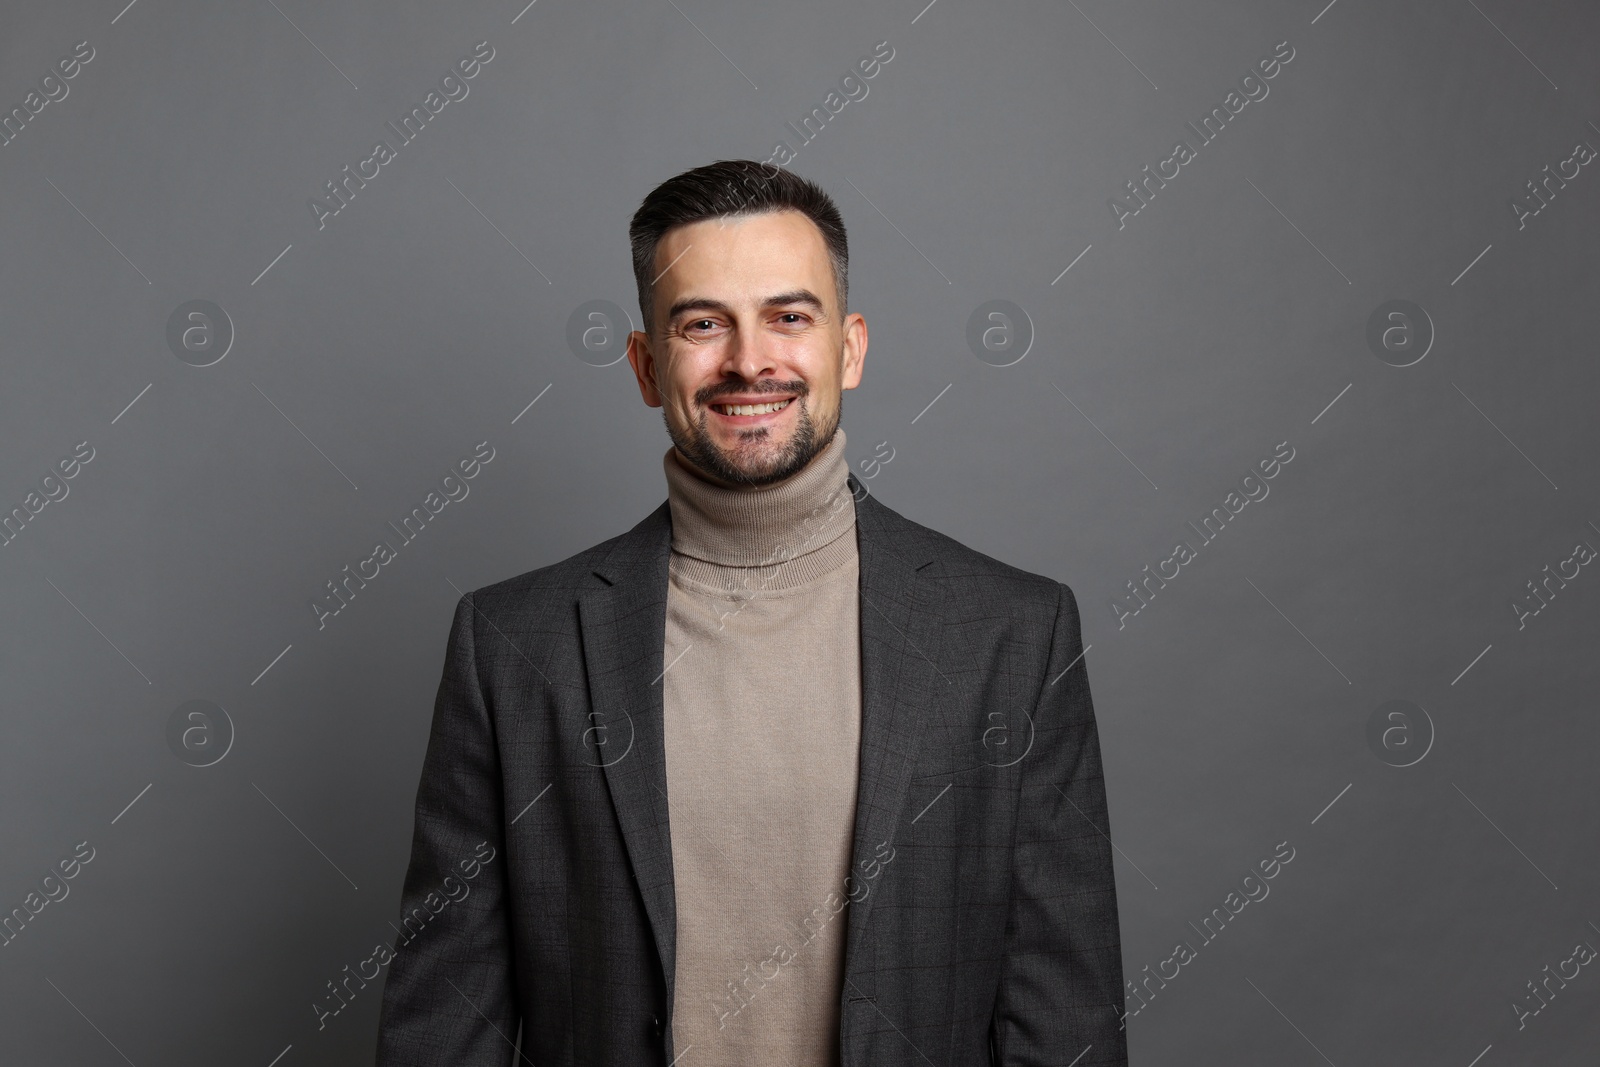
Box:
[651,1014,664,1038]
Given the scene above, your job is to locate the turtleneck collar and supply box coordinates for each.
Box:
[662,426,857,590]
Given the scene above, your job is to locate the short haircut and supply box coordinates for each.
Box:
[629,160,849,334]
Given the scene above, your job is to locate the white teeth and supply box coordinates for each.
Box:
[715,398,792,416]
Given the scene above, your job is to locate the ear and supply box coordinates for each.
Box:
[840,312,868,390]
[626,330,664,407]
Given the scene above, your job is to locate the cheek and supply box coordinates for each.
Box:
[657,355,701,411]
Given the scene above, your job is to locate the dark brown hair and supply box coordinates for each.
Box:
[629,160,848,334]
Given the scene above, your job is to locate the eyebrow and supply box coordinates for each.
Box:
[666,289,828,322]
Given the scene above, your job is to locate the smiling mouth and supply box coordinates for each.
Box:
[711,398,794,416]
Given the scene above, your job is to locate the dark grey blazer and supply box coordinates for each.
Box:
[375,474,1128,1066]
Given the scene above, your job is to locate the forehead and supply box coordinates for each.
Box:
[652,209,834,308]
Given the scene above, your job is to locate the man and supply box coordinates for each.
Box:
[375,160,1128,1066]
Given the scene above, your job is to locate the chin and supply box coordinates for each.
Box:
[668,400,836,487]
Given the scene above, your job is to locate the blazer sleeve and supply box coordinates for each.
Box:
[375,591,520,1066]
[990,581,1129,1065]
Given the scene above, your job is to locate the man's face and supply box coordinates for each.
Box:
[625,209,867,487]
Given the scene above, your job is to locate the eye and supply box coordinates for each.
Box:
[680,318,722,338]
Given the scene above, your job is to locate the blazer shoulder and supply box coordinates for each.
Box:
[464,501,668,614]
[858,486,1065,605]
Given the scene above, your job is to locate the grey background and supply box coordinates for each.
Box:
[2,0,1597,1063]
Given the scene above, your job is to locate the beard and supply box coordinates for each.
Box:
[666,379,840,488]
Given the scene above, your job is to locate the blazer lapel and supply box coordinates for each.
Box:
[844,475,947,967]
[574,476,948,1011]
[576,500,680,1008]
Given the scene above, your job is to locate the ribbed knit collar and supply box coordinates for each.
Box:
[663,426,857,590]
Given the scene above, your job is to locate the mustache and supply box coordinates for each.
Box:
[695,379,808,405]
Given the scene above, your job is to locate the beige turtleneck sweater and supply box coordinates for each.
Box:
[661,427,862,1067]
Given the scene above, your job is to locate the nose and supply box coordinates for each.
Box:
[719,320,778,383]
